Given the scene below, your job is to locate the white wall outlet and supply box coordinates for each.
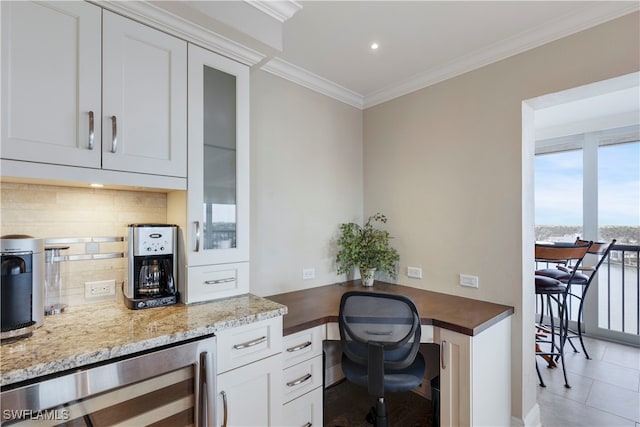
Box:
[85,279,116,300]
[407,266,422,279]
[459,274,479,288]
[302,268,315,280]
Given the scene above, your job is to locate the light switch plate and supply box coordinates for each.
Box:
[459,274,479,288]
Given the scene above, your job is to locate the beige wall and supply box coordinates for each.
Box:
[249,71,363,297]
[0,182,166,307]
[362,12,639,424]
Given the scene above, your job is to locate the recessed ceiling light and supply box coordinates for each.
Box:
[370,42,379,50]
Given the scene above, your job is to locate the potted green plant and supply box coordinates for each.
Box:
[335,213,400,286]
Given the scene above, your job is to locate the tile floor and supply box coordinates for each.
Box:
[536,336,640,427]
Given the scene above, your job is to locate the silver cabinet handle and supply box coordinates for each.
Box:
[286,373,312,387]
[233,336,267,350]
[88,111,94,150]
[204,278,235,285]
[110,115,118,153]
[199,351,214,427]
[193,221,200,252]
[286,341,312,353]
[220,390,228,427]
[441,340,447,370]
[303,423,312,427]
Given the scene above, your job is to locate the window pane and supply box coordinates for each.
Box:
[598,142,640,245]
[534,150,583,242]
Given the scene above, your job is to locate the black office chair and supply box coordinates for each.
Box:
[338,291,425,427]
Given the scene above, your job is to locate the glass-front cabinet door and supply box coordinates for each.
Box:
[186,44,249,267]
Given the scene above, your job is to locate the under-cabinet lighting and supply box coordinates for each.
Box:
[89,183,104,188]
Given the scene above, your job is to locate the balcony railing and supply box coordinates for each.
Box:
[599,244,639,336]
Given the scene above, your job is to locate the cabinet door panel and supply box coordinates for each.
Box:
[187,44,249,266]
[102,11,186,177]
[217,354,282,427]
[1,1,101,167]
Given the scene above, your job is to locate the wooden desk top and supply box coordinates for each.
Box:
[268,281,514,337]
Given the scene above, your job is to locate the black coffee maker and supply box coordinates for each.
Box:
[125,224,178,310]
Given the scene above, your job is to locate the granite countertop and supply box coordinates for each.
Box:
[1,294,287,387]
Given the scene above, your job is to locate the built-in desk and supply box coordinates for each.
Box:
[268,281,515,427]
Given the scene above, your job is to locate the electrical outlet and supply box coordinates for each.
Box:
[407,266,422,279]
[302,268,315,280]
[459,274,479,288]
[85,279,116,300]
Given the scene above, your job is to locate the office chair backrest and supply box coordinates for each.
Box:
[339,291,421,371]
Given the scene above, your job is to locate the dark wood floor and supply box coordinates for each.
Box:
[324,380,435,427]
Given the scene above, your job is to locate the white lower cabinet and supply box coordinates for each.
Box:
[216,317,283,427]
[217,353,282,427]
[281,325,325,427]
[435,316,512,427]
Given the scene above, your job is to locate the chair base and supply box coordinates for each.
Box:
[365,398,388,427]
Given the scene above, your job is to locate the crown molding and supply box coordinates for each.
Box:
[363,2,640,108]
[94,1,265,66]
[262,58,364,109]
[245,1,303,23]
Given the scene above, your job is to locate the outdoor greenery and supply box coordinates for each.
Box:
[336,213,400,278]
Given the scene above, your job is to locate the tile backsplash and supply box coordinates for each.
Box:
[1,182,168,307]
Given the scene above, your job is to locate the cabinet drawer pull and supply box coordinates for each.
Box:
[220,390,228,427]
[88,111,94,150]
[286,373,312,387]
[286,341,312,353]
[110,115,118,153]
[233,336,267,350]
[204,277,235,285]
[303,423,312,427]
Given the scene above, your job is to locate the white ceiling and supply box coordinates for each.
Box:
[274,1,639,108]
[149,1,639,110]
[156,1,640,108]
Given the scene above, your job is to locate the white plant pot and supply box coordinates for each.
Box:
[359,267,376,287]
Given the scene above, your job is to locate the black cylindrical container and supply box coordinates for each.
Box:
[0,235,44,340]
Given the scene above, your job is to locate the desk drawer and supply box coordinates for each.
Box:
[283,325,325,369]
[217,316,283,374]
[282,355,323,404]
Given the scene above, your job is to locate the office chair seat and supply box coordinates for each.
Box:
[342,351,425,392]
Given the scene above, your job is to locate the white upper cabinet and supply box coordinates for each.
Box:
[1,3,187,179]
[1,1,102,167]
[186,44,249,267]
[102,11,186,177]
[168,44,249,304]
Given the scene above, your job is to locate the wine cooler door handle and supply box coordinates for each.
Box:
[200,351,215,427]
[88,111,95,150]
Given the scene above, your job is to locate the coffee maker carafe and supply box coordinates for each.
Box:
[125,224,178,310]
